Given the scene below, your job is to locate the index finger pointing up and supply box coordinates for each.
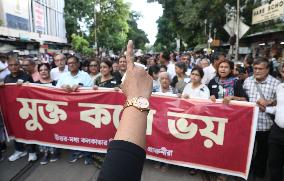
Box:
[126,40,134,70]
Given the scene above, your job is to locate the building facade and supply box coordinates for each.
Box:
[0,0,68,55]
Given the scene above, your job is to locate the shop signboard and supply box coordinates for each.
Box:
[252,0,284,24]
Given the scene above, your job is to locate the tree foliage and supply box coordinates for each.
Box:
[91,0,130,53]
[127,12,149,50]
[71,34,93,56]
[151,0,284,50]
[65,0,149,53]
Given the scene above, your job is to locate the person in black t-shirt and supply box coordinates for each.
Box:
[1,57,37,162]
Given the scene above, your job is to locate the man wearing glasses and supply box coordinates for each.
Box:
[243,57,280,179]
[1,57,37,162]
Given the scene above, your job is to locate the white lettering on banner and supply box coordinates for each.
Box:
[147,146,173,157]
[78,103,123,128]
[146,110,156,135]
[167,112,228,148]
[79,103,157,134]
[17,98,68,131]
[54,134,108,146]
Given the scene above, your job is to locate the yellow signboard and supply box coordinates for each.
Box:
[252,0,284,24]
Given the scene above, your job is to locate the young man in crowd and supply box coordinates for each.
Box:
[159,51,175,80]
[118,56,127,77]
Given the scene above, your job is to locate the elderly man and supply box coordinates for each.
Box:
[56,56,93,165]
[243,57,280,179]
[21,58,40,82]
[50,53,68,81]
[1,57,37,162]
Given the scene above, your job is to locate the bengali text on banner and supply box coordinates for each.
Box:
[0,84,258,179]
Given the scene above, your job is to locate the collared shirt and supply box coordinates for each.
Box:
[167,62,176,80]
[56,70,92,87]
[182,83,210,99]
[50,65,68,81]
[202,64,216,85]
[265,83,284,128]
[243,75,280,131]
[0,61,10,81]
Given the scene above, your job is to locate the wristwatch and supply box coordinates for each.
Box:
[123,97,150,112]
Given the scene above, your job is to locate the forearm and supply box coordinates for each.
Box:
[114,106,147,149]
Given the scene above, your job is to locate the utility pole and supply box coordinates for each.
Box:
[94,1,97,51]
[235,0,240,62]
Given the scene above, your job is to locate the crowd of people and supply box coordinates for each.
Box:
[0,49,284,180]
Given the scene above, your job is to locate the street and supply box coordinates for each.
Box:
[0,143,270,181]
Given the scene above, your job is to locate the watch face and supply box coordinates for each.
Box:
[137,97,149,109]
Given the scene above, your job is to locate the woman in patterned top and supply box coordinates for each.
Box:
[208,59,247,104]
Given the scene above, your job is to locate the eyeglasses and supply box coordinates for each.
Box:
[21,64,30,67]
[89,64,98,67]
[67,62,77,65]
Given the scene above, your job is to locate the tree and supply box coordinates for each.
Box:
[71,34,93,56]
[65,0,140,53]
[150,0,284,50]
[90,0,130,53]
[64,0,95,41]
[127,12,149,50]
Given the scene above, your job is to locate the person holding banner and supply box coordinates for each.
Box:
[182,66,210,99]
[35,63,58,165]
[94,59,120,88]
[56,56,94,165]
[262,82,284,181]
[243,57,280,179]
[208,59,247,181]
[92,59,120,167]
[208,59,247,104]
[98,40,153,181]
[1,57,37,162]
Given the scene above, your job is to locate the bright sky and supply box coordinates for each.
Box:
[125,0,163,45]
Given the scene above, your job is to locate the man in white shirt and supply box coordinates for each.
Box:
[56,55,93,164]
[56,56,92,89]
[257,83,284,181]
[159,52,175,80]
[50,53,68,81]
[0,54,10,81]
[201,53,225,85]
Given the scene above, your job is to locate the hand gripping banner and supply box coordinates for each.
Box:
[0,84,258,179]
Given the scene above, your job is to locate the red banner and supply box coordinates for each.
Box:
[0,84,258,179]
